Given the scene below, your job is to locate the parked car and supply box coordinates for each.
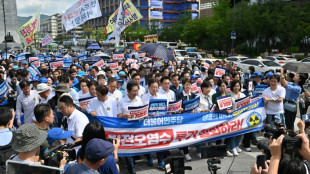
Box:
[235,59,281,73]
[300,57,310,63]
[174,49,189,64]
[188,52,207,59]
[225,56,249,63]
[264,56,287,66]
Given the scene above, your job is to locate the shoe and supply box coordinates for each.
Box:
[252,140,258,145]
[157,162,165,170]
[185,154,192,161]
[180,150,184,155]
[236,146,242,153]
[196,153,202,158]
[245,147,252,152]
[232,148,238,156]
[147,158,153,166]
[227,151,233,157]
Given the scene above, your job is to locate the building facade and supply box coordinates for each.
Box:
[86,0,200,29]
[40,13,83,40]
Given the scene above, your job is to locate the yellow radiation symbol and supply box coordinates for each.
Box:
[248,114,260,127]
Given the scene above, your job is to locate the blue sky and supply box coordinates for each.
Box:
[16,0,77,16]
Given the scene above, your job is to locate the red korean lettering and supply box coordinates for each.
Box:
[20,29,28,37]
[176,131,187,141]
[199,129,210,138]
[185,130,199,140]
[237,119,244,130]
[219,123,228,134]
[230,120,237,131]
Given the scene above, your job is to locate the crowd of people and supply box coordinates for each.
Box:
[0,49,310,174]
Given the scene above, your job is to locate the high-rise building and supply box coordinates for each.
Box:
[0,0,20,44]
[85,0,199,29]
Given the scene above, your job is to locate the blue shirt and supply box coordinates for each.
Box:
[285,82,301,102]
[97,155,119,174]
[0,128,13,146]
[170,85,183,96]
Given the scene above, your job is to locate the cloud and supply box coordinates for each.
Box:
[16,0,77,16]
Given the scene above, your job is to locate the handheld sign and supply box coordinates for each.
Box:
[204,62,210,70]
[50,60,64,69]
[128,104,149,121]
[183,97,200,113]
[79,96,95,107]
[235,96,251,110]
[216,95,232,111]
[168,99,182,114]
[191,83,198,94]
[113,54,124,61]
[214,67,226,78]
[248,81,253,91]
[254,85,268,95]
[148,99,168,116]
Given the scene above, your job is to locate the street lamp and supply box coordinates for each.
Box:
[231,0,236,54]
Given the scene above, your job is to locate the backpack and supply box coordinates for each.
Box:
[0,133,17,174]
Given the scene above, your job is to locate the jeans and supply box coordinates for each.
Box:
[125,156,135,174]
[228,135,242,150]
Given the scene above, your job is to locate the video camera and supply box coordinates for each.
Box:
[261,124,302,154]
[43,141,82,167]
[257,142,271,160]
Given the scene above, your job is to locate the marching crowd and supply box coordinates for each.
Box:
[0,49,310,174]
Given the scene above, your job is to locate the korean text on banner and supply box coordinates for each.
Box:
[128,105,149,121]
[79,96,95,107]
[204,62,210,70]
[254,85,268,95]
[41,35,54,47]
[106,0,124,44]
[148,99,167,116]
[108,62,118,69]
[31,61,40,67]
[50,61,64,69]
[91,98,266,156]
[93,59,104,67]
[168,100,182,114]
[62,0,102,32]
[214,67,226,78]
[235,96,251,110]
[150,0,163,8]
[126,59,136,65]
[182,97,200,113]
[105,0,143,34]
[17,8,40,46]
[217,95,232,111]
[113,54,124,61]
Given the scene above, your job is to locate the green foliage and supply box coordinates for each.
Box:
[295,55,307,61]
[287,47,300,54]
[91,27,107,42]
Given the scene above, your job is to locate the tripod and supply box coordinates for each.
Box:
[207,158,221,174]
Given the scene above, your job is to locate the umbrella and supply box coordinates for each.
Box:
[86,43,101,50]
[84,56,102,64]
[139,43,175,61]
[283,62,310,73]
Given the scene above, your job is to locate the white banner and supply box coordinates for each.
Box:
[150,0,163,8]
[92,99,266,156]
[106,0,124,44]
[62,0,102,31]
[150,11,163,19]
[41,35,54,47]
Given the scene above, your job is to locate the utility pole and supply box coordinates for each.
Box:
[2,0,7,59]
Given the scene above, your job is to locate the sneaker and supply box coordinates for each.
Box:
[227,150,233,157]
[185,154,192,161]
[157,162,165,170]
[244,147,252,152]
[196,153,202,158]
[236,146,242,153]
[232,148,238,156]
[180,150,184,155]
[147,158,153,166]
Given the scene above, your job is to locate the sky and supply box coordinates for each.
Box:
[16,0,77,17]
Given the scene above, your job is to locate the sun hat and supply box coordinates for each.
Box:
[12,123,47,152]
[55,84,70,93]
[36,83,51,94]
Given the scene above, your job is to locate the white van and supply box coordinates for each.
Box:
[158,42,178,50]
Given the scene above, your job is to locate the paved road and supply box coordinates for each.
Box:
[119,117,301,174]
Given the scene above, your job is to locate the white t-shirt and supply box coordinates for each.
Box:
[262,86,286,114]
[86,97,118,117]
[78,91,90,99]
[108,89,123,102]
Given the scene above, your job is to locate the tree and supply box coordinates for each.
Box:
[91,27,107,42]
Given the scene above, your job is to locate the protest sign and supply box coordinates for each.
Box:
[126,59,136,65]
[248,81,253,91]
[191,83,198,94]
[63,59,73,69]
[50,61,64,69]
[0,80,8,98]
[216,95,232,111]
[31,61,40,67]
[41,35,54,47]
[27,64,41,78]
[113,54,125,61]
[29,57,39,63]
[17,8,40,46]
[204,62,210,69]
[153,60,162,68]
[235,96,251,110]
[93,59,104,67]
[214,67,226,78]
[92,98,266,156]
[250,96,262,103]
[78,54,87,61]
[254,85,268,95]
[62,0,102,31]
[105,0,142,34]
[128,105,149,121]
[16,54,26,61]
[108,62,118,69]
[79,96,95,107]
[183,97,200,113]
[148,99,167,116]
[139,53,146,58]
[168,100,182,114]
[130,63,139,70]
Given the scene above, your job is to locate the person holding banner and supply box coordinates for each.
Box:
[142,79,165,106]
[197,81,213,113]
[227,80,246,156]
[211,79,232,114]
[78,79,90,99]
[86,86,118,117]
[176,78,197,161]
